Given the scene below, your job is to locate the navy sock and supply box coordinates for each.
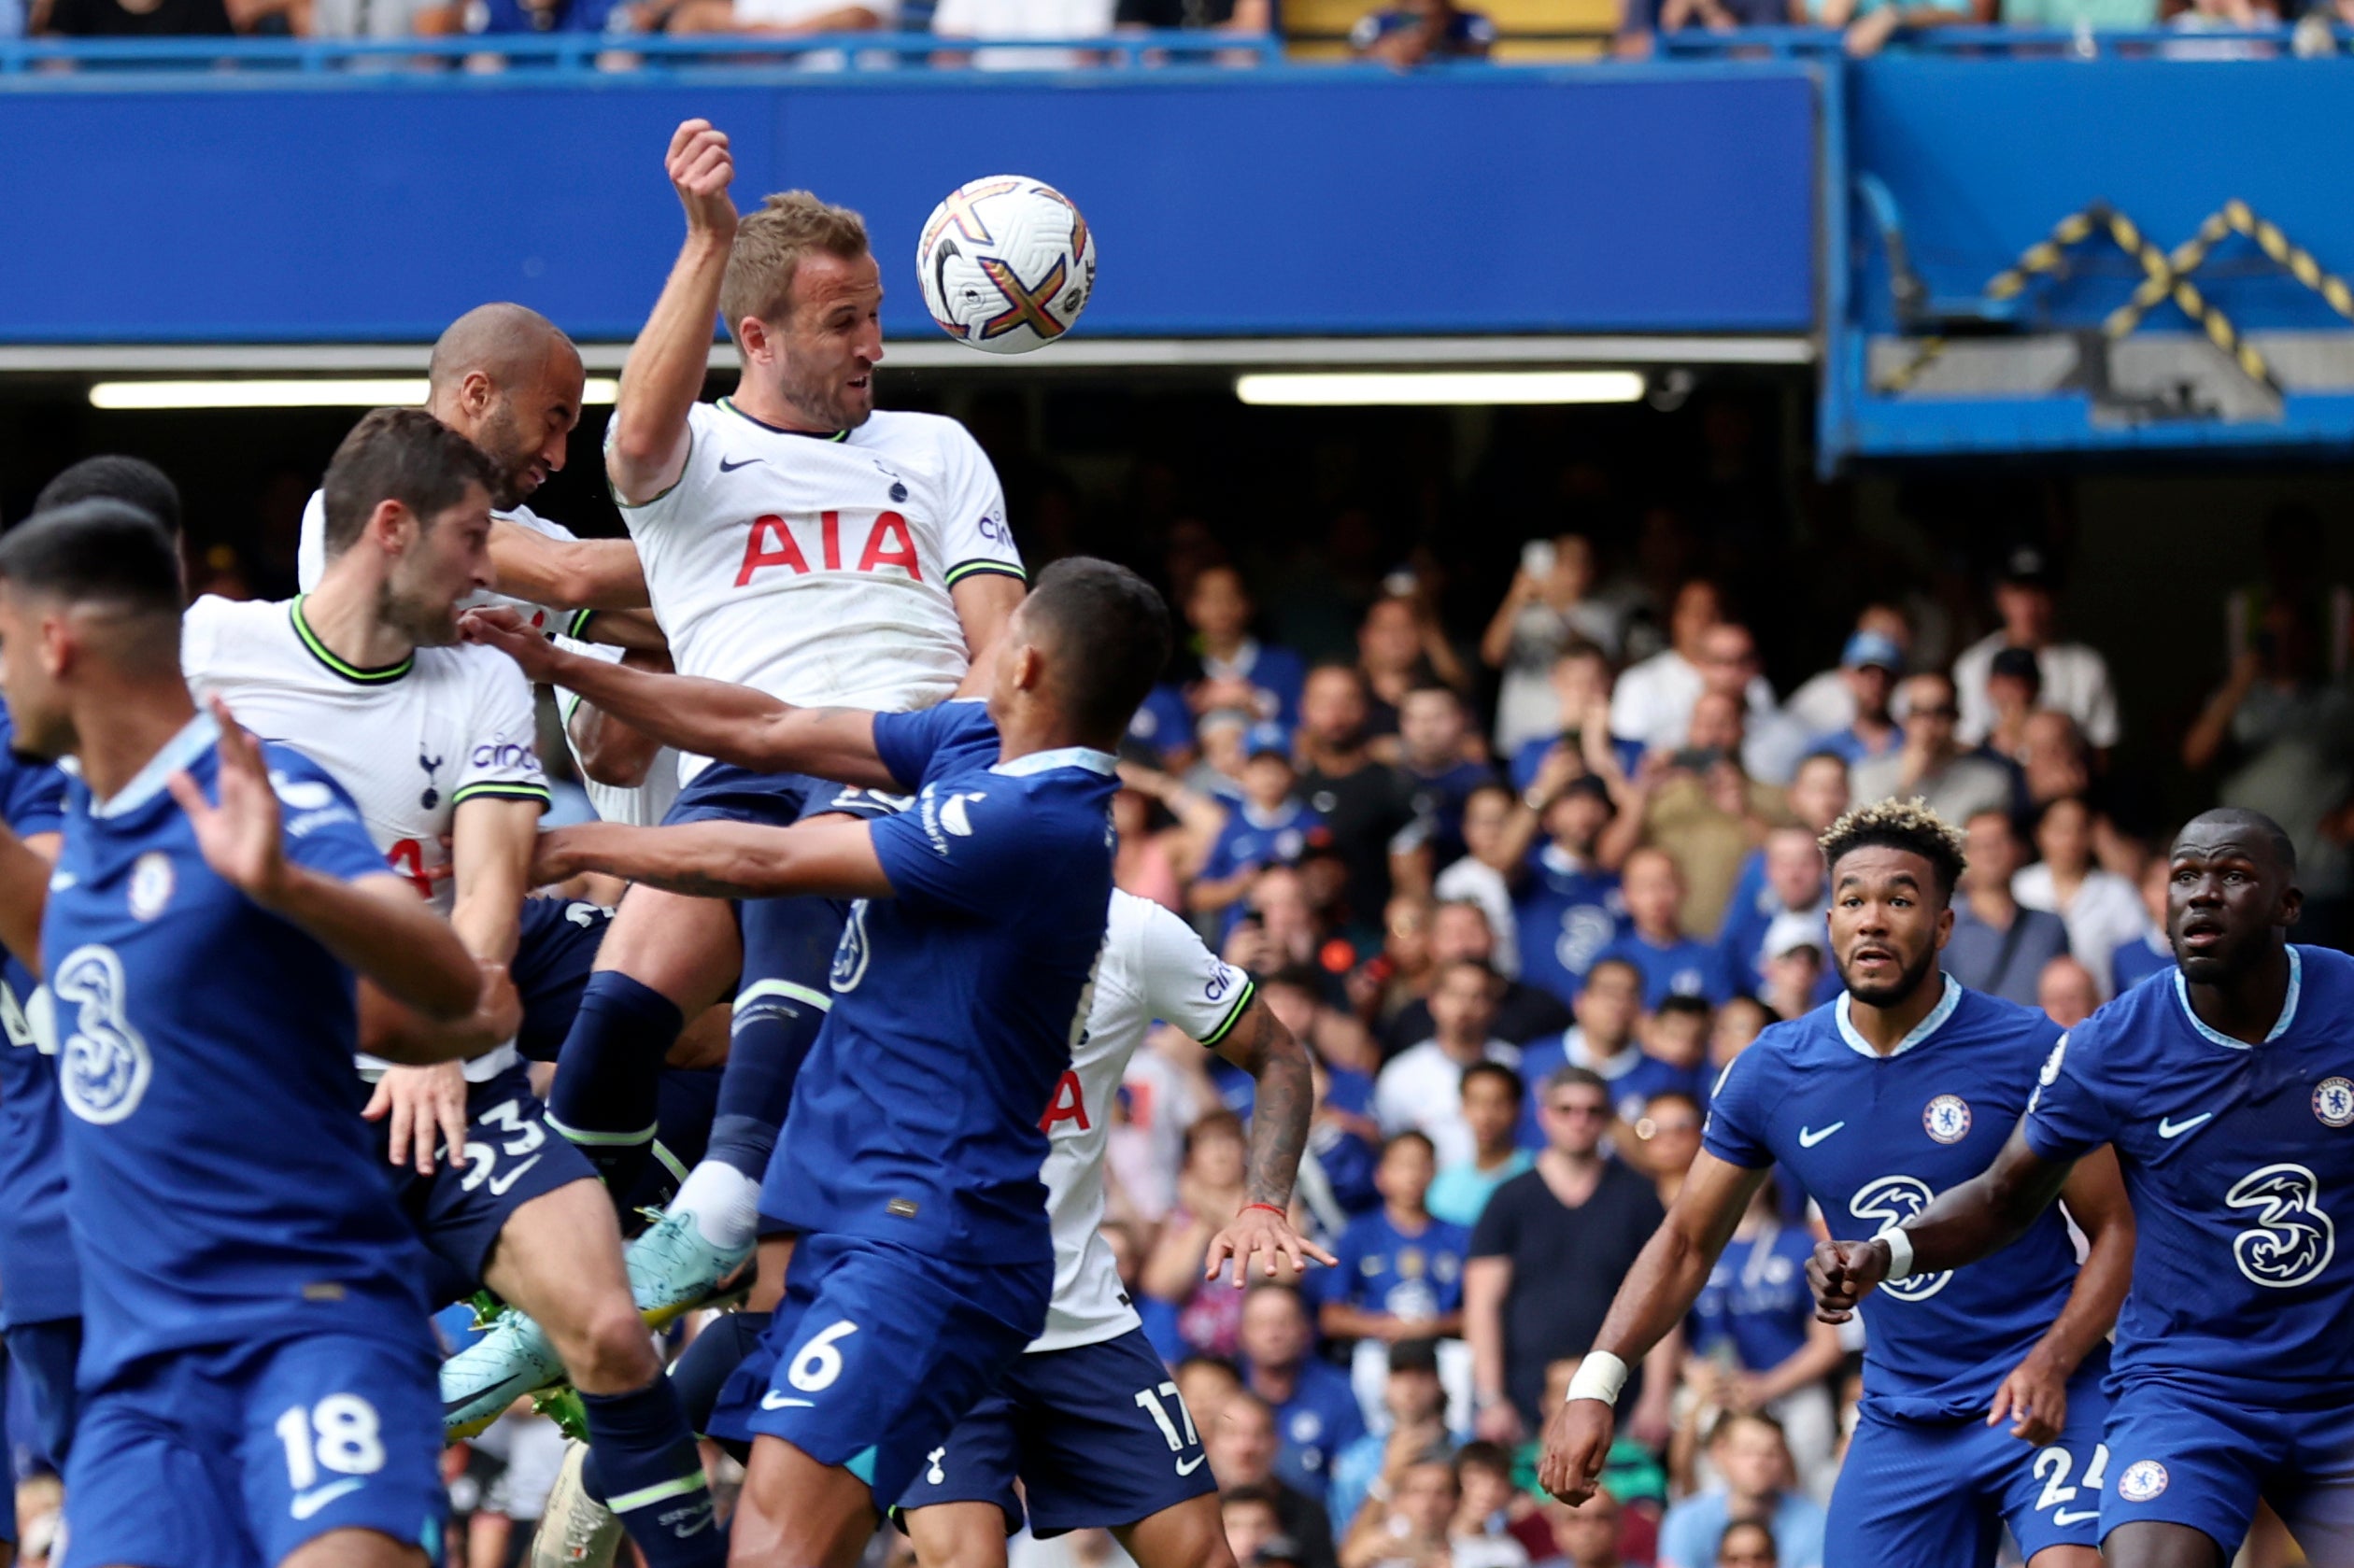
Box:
[709,897,844,1180]
[548,972,683,1198]
[578,1378,724,1568]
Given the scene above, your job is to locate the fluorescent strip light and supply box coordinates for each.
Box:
[88,377,622,410]
[1233,370,1648,406]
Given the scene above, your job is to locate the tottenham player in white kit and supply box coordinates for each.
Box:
[520,117,1028,1335]
[185,410,728,1568]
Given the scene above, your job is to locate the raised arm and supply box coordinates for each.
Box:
[1538,1151,1770,1503]
[1200,995,1340,1284]
[464,606,900,789]
[532,814,896,903]
[608,120,737,507]
[1984,1142,2134,1445]
[1808,1120,2077,1324]
[489,524,650,613]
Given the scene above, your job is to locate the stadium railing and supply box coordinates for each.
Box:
[1658,21,2354,54]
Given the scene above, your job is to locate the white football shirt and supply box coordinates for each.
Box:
[298,489,576,636]
[181,594,551,1081]
[1034,890,1256,1353]
[614,400,1024,783]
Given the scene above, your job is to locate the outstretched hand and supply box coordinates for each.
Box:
[1808,1236,1891,1324]
[461,606,562,683]
[167,696,291,908]
[1202,1202,1337,1288]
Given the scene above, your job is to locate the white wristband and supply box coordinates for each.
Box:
[1880,1227,1916,1282]
[1565,1351,1629,1408]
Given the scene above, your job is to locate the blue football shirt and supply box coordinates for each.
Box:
[44,714,436,1386]
[761,700,1117,1270]
[1513,845,1626,1005]
[2025,944,2354,1402]
[1595,930,1733,1010]
[1688,1221,1816,1375]
[1319,1209,1470,1321]
[0,708,78,1329]
[1705,977,2081,1419]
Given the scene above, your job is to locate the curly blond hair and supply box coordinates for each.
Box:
[1818,797,1968,898]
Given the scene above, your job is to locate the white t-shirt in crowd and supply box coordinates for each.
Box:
[1375,1038,1523,1168]
[1952,633,2120,749]
[2011,861,2147,999]
[931,0,1113,69]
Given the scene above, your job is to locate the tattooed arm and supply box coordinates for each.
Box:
[1201,994,1340,1284]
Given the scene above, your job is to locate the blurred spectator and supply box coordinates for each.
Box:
[665,0,890,36]
[2182,594,2354,943]
[1178,711,1251,803]
[1400,686,1498,868]
[1112,783,1184,911]
[1377,959,1523,1168]
[1514,958,1663,1140]
[1436,785,1524,981]
[1612,581,1767,755]
[1194,727,1328,931]
[1115,0,1268,34]
[37,0,234,35]
[1716,826,1828,999]
[1507,644,1639,798]
[1181,1353,1244,1436]
[1428,1062,1536,1228]
[1783,605,1911,740]
[1977,645,2043,765]
[2036,954,2099,1029]
[1241,1282,1368,1505]
[1785,752,1851,839]
[1213,1397,1341,1568]
[1141,1109,1255,1359]
[2013,796,2144,999]
[1467,1067,1670,1443]
[1226,867,1331,979]
[1180,565,1310,729]
[1226,1487,1293,1568]
[1349,0,1495,60]
[1654,1414,1824,1568]
[1501,761,1629,1009]
[1529,1490,1630,1568]
[1381,901,1571,1057]
[2003,0,2155,27]
[1953,547,2120,754]
[1802,631,1903,769]
[1320,1132,1470,1356]
[1330,1338,1455,1533]
[931,0,1110,67]
[1594,849,1734,1008]
[1451,1444,1534,1568]
[1361,896,1439,1038]
[1713,1520,1780,1568]
[1340,1456,1460,1568]
[1754,915,1823,1026]
[1361,594,1470,742]
[2109,855,2175,992]
[1709,994,1773,1074]
[1683,1180,1843,1495]
[1300,666,1434,936]
[1851,672,2013,828]
[1628,1085,1703,1204]
[2165,0,2280,55]
[1629,0,1790,46]
[1696,623,1809,788]
[1484,538,1624,756]
[1628,693,1792,936]
[1942,807,2070,1009]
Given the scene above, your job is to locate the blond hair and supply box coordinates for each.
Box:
[1818,797,1968,897]
[718,191,872,349]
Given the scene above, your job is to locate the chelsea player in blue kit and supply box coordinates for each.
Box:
[1541,800,2135,1568]
[1815,807,2354,1568]
[513,556,1173,1568]
[0,500,508,1568]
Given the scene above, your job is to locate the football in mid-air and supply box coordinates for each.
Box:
[915,176,1097,355]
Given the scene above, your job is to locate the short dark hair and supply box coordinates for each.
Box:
[1543,1065,1608,1099]
[1381,1128,1437,1161]
[1819,798,1968,902]
[1584,955,1640,991]
[0,499,181,617]
[1454,1441,1514,1482]
[34,455,184,539]
[1460,1059,1524,1105]
[1022,558,1173,742]
[1655,995,1713,1024]
[1220,1483,1283,1513]
[319,407,497,559]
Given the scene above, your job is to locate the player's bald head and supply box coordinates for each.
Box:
[427,304,578,400]
[2175,808,2297,877]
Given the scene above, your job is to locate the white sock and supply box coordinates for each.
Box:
[667,1160,761,1251]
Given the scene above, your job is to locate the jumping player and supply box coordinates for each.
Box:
[183,410,726,1568]
[0,498,495,1568]
[1541,800,2134,1568]
[519,557,1169,1568]
[1810,807,2354,1567]
[537,116,1027,1328]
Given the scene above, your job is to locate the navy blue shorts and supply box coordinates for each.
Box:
[707,1233,1048,1509]
[2100,1377,2354,1559]
[385,1062,596,1306]
[512,897,615,1064]
[662,763,905,831]
[64,1328,443,1568]
[5,1318,79,1471]
[1825,1354,2109,1567]
[894,1326,1213,1537]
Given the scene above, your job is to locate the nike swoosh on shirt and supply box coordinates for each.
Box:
[1797,1123,1846,1148]
[718,456,763,473]
[2051,1509,2100,1526]
[761,1391,815,1410]
[2158,1113,2214,1139]
[291,1477,366,1520]
[1175,1455,1209,1476]
[486,1154,544,1196]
